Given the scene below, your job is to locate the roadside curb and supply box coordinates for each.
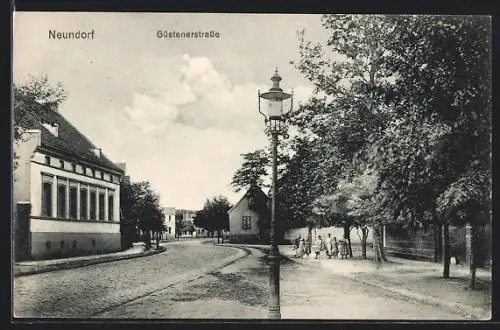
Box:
[14,246,167,277]
[290,258,489,321]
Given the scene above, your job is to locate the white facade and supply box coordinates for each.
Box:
[29,150,121,225]
[163,207,176,239]
[13,128,123,260]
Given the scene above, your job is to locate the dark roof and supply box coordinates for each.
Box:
[228,186,270,213]
[34,108,123,173]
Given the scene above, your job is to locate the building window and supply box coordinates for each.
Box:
[242,216,251,230]
[80,188,88,219]
[41,182,52,217]
[92,239,96,247]
[72,164,76,172]
[60,240,65,249]
[57,184,66,218]
[69,186,77,219]
[92,169,96,177]
[45,241,51,250]
[44,155,51,165]
[168,227,171,234]
[59,160,64,169]
[101,172,104,179]
[82,166,87,175]
[72,240,77,250]
[108,195,114,221]
[98,193,105,220]
[90,190,97,220]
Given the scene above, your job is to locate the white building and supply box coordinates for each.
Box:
[163,207,176,239]
[228,187,270,243]
[13,103,124,260]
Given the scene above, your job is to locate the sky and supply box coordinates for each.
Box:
[13,12,330,210]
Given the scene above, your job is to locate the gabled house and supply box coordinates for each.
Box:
[228,186,270,244]
[13,103,124,260]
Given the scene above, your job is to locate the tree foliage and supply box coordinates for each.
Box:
[13,75,68,140]
[120,180,165,249]
[285,14,490,270]
[13,75,68,169]
[231,150,269,193]
[193,196,232,240]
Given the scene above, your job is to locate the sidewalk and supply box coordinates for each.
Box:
[13,241,168,277]
[280,245,491,320]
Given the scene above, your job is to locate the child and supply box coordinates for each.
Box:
[314,235,325,259]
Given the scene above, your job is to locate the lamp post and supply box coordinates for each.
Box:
[258,69,293,320]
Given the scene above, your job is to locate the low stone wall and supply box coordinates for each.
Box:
[228,234,262,244]
[31,232,121,260]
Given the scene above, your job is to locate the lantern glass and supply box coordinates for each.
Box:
[267,99,283,119]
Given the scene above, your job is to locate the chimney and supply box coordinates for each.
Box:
[91,148,101,158]
[115,162,127,172]
[48,101,58,112]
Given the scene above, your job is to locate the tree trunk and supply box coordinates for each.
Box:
[443,223,450,279]
[469,223,477,289]
[144,231,152,250]
[433,223,439,263]
[372,224,387,263]
[362,227,368,259]
[343,224,353,258]
[217,230,221,244]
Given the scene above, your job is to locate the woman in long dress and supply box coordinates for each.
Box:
[325,233,333,258]
[296,238,305,258]
[332,237,339,258]
[313,235,325,259]
[339,239,348,259]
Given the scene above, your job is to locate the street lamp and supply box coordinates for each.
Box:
[258,68,293,320]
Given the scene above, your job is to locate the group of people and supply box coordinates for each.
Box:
[293,233,349,259]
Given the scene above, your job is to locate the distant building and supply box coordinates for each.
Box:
[163,207,176,239]
[228,187,270,243]
[13,103,124,261]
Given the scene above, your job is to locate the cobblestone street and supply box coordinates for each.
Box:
[96,245,467,319]
[13,240,239,318]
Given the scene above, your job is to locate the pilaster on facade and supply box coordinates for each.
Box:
[51,175,57,218]
[76,182,81,219]
[86,185,91,220]
[65,177,70,218]
[104,188,109,221]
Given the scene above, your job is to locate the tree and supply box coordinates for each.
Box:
[277,137,335,240]
[231,150,269,193]
[193,196,232,243]
[119,181,164,250]
[13,75,67,169]
[312,170,378,259]
[293,15,491,281]
[366,15,491,284]
[175,211,185,239]
[120,180,140,249]
[288,15,396,252]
